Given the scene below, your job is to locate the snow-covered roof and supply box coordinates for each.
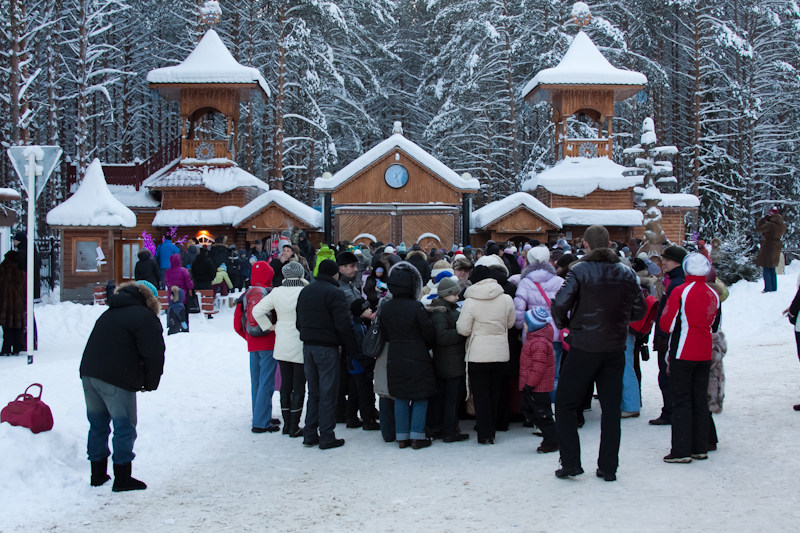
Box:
[143,164,269,193]
[152,206,240,227]
[471,192,563,229]
[522,31,647,99]
[233,190,322,228]
[314,131,480,192]
[552,207,643,227]
[0,188,21,200]
[107,185,160,208]
[46,159,136,228]
[633,188,700,208]
[147,29,270,97]
[522,157,641,197]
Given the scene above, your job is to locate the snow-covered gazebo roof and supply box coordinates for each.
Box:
[314,123,480,192]
[143,164,269,193]
[471,192,562,229]
[147,29,270,98]
[522,31,647,101]
[47,159,137,227]
[152,206,240,227]
[522,157,642,197]
[233,190,322,228]
[552,207,644,227]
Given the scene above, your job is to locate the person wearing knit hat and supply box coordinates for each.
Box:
[436,276,461,298]
[270,238,299,288]
[662,245,688,265]
[135,280,158,299]
[383,245,396,255]
[398,243,407,254]
[435,271,453,284]
[519,306,558,453]
[316,259,339,278]
[336,252,361,306]
[658,252,721,463]
[527,246,550,265]
[281,260,306,282]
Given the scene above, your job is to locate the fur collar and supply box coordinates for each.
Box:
[580,248,620,264]
[521,261,556,280]
[116,281,161,315]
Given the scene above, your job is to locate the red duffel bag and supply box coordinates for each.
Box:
[1,383,54,434]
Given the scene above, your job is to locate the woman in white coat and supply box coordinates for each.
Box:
[253,261,307,437]
[456,265,516,444]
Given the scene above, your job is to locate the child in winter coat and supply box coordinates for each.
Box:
[348,298,379,430]
[212,263,234,296]
[167,286,189,335]
[519,307,558,453]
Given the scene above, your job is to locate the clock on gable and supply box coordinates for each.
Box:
[384,163,409,188]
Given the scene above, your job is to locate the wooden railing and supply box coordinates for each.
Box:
[560,138,611,159]
[182,139,231,162]
[65,136,181,190]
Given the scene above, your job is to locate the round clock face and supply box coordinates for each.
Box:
[385,164,409,188]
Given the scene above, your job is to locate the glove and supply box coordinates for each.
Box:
[640,345,650,362]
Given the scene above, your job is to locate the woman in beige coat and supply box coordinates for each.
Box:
[456,265,516,444]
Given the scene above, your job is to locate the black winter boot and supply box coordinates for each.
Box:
[289,395,304,438]
[112,462,147,492]
[281,408,291,435]
[90,458,110,487]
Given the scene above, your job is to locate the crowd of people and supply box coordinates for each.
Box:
[79,203,793,490]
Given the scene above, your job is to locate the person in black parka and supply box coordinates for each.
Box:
[380,261,437,449]
[134,249,160,288]
[79,281,165,492]
[191,248,216,290]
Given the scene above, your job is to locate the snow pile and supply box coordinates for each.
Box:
[522,157,642,197]
[641,185,663,201]
[233,190,322,228]
[46,159,137,227]
[152,206,240,227]
[552,207,643,226]
[107,185,160,208]
[417,232,441,243]
[147,29,270,97]
[522,31,647,98]
[0,187,21,200]
[471,191,562,229]
[315,130,480,191]
[144,164,269,194]
[658,193,700,208]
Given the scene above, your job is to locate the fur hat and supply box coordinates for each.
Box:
[662,245,688,264]
[525,307,550,332]
[527,246,550,264]
[436,276,460,297]
[336,251,358,265]
[282,261,305,280]
[317,259,339,277]
[432,260,451,270]
[683,253,711,277]
[452,255,473,271]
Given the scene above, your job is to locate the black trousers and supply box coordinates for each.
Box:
[520,387,557,445]
[2,326,24,354]
[657,348,673,421]
[351,368,377,422]
[555,347,624,474]
[469,362,504,441]
[709,412,718,447]
[427,376,464,438]
[278,360,306,414]
[670,358,711,457]
[337,358,358,421]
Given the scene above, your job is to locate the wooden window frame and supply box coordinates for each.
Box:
[73,237,102,275]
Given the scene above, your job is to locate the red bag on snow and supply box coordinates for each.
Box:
[1,383,54,434]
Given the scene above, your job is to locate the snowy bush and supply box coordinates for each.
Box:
[715,228,760,286]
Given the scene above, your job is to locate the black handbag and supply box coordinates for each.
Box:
[186,290,201,314]
[362,308,386,358]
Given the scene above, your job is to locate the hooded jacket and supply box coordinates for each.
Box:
[312,244,336,277]
[154,239,180,269]
[519,323,555,392]
[513,262,564,336]
[380,261,437,400]
[456,278,516,363]
[185,244,199,267]
[80,283,165,392]
[163,253,193,303]
[209,240,229,268]
[234,262,276,351]
[134,249,161,287]
[406,250,431,285]
[552,247,646,353]
[252,279,307,364]
[191,248,216,287]
[428,297,467,379]
[212,265,233,289]
[659,275,721,362]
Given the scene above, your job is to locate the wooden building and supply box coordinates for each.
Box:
[315,122,480,249]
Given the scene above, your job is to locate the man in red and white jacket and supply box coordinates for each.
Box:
[659,253,720,463]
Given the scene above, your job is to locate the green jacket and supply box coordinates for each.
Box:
[313,244,336,277]
[429,298,467,379]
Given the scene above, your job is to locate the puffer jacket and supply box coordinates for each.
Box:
[163,253,193,303]
[252,281,307,364]
[134,249,161,287]
[406,250,431,285]
[456,278,516,363]
[212,265,233,289]
[380,261,437,400]
[552,247,646,353]
[429,297,467,379]
[312,244,336,277]
[513,262,564,339]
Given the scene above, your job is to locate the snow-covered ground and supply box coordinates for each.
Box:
[2,268,800,532]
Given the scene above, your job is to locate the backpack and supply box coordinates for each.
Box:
[237,286,273,337]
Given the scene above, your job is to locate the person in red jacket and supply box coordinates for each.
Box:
[234,261,279,433]
[659,253,720,463]
[519,307,558,454]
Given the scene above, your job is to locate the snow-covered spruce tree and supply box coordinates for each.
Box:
[715,224,760,285]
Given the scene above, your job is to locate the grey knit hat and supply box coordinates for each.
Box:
[437,277,461,298]
[282,261,304,280]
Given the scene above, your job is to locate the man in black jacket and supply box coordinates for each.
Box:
[209,235,229,268]
[134,249,160,287]
[551,225,646,482]
[296,259,357,449]
[79,281,165,492]
[649,245,687,426]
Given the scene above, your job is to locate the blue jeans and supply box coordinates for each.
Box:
[763,267,777,292]
[250,350,277,429]
[303,345,341,445]
[82,376,137,464]
[622,333,642,412]
[394,399,428,441]
[550,341,563,403]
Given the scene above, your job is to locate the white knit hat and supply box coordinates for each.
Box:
[683,252,711,277]
[527,246,550,264]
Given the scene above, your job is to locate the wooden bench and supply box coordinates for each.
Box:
[196,290,218,317]
[157,290,170,310]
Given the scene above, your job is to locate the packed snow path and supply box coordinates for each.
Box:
[2,270,800,532]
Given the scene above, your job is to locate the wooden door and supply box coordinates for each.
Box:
[115,240,142,283]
